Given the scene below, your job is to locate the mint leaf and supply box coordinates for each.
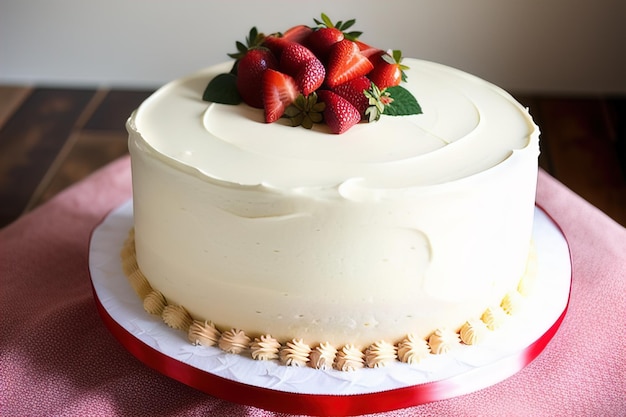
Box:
[202,73,241,104]
[383,86,422,116]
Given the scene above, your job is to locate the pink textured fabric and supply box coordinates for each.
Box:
[1,157,625,416]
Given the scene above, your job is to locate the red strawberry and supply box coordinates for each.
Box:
[283,25,314,42]
[326,39,374,88]
[368,50,409,90]
[262,25,313,58]
[308,13,363,61]
[280,43,317,76]
[355,40,384,60]
[280,43,325,95]
[236,48,278,108]
[316,90,361,134]
[331,75,371,116]
[262,69,299,123]
[297,58,326,95]
[307,27,344,61]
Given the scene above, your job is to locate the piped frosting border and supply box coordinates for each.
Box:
[121,228,536,372]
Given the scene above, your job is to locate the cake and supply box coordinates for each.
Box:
[123,15,540,370]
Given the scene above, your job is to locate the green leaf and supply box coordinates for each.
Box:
[383,86,422,116]
[339,18,356,31]
[320,13,333,28]
[344,30,362,41]
[202,73,241,104]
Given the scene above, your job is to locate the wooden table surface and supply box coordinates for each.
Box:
[1,85,625,228]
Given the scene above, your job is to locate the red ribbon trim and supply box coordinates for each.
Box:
[92,282,569,416]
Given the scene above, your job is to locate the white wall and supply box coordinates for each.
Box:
[1,0,624,93]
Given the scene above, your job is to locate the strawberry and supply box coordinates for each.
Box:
[307,27,344,61]
[308,14,362,62]
[297,59,326,96]
[262,69,299,123]
[316,90,361,134]
[235,48,278,108]
[354,40,384,60]
[283,24,314,43]
[262,25,313,59]
[330,75,371,116]
[280,43,325,95]
[228,27,265,61]
[326,39,374,88]
[280,43,318,76]
[368,50,409,90]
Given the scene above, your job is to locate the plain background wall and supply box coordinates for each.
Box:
[1,0,624,93]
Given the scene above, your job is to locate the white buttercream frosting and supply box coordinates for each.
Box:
[127,58,539,349]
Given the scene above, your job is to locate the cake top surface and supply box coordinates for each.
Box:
[130,58,537,192]
[129,15,538,194]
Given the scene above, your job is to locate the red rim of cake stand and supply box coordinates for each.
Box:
[89,202,571,416]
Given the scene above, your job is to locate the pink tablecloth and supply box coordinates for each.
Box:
[1,156,625,416]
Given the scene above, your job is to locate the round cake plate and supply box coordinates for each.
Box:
[89,200,571,416]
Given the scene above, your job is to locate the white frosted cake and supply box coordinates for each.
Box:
[124,17,540,370]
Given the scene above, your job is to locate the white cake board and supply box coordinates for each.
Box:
[89,200,571,416]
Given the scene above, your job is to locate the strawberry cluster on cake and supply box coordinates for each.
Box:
[203,14,420,134]
[125,14,540,371]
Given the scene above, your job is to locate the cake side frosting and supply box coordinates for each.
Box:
[127,58,539,348]
[120,231,538,370]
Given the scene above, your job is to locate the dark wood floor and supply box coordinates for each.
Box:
[0,85,625,229]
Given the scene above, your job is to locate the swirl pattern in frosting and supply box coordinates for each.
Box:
[397,333,431,365]
[365,340,397,368]
[162,304,193,331]
[501,290,524,315]
[459,319,489,345]
[481,306,508,331]
[143,289,166,315]
[250,334,281,361]
[218,329,251,354]
[428,328,461,354]
[335,344,365,372]
[308,342,337,370]
[120,231,136,269]
[279,338,311,367]
[188,320,221,347]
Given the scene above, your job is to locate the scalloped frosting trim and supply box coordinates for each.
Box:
[188,320,221,347]
[121,229,537,371]
[397,333,431,364]
[459,319,490,345]
[251,334,282,361]
[279,338,311,367]
[335,344,365,371]
[309,342,338,370]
